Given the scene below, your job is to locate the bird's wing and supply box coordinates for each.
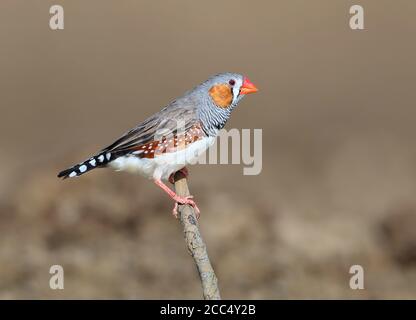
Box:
[102,99,201,155]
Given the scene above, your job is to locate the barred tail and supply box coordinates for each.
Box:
[57,151,114,179]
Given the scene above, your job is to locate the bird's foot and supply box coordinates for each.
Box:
[172,195,200,219]
[169,167,189,184]
[154,178,199,219]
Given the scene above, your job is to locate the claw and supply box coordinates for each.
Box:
[172,195,200,219]
[172,203,179,219]
[154,178,200,219]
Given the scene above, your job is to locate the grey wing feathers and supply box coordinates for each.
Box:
[57,93,201,179]
[102,98,200,154]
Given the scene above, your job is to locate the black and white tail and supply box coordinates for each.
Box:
[57,151,114,179]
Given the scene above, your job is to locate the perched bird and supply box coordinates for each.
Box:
[58,73,258,217]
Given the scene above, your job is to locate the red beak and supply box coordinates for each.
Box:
[240,77,258,95]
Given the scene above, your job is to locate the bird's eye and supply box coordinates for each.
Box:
[229,79,235,86]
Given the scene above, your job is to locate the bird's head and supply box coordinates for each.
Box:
[185,73,258,134]
[201,73,258,109]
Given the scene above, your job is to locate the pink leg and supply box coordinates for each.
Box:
[169,167,189,184]
[154,179,200,219]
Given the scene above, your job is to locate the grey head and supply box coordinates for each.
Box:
[186,73,258,136]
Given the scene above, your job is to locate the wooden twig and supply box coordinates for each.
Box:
[173,170,221,300]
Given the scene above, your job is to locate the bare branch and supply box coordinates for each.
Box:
[173,170,221,300]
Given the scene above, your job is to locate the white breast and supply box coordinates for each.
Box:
[109,136,216,181]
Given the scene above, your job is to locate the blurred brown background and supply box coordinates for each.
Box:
[0,0,416,298]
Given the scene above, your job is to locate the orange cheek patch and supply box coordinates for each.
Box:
[209,84,233,108]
